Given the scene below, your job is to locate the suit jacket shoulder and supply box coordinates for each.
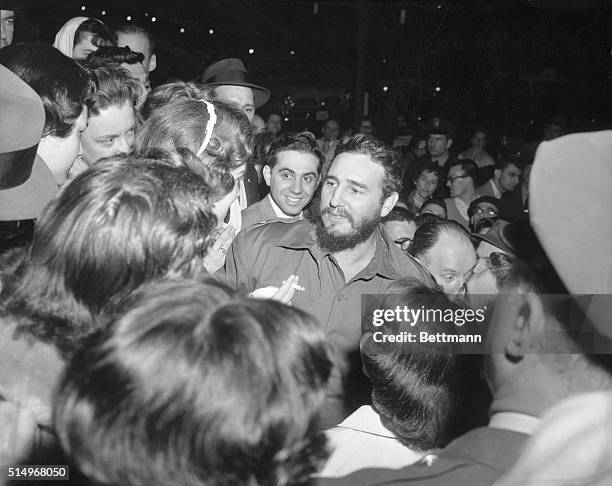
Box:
[241,197,277,230]
[314,427,529,486]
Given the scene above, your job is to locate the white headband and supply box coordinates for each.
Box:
[196,100,217,157]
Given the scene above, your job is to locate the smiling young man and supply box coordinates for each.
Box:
[223,134,434,426]
[241,133,322,230]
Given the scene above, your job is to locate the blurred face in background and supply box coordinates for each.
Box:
[0,9,14,49]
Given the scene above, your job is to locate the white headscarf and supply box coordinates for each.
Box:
[52,17,88,57]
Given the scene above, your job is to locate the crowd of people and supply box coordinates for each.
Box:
[1,9,611,486]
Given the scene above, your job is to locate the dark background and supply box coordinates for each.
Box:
[10,0,612,143]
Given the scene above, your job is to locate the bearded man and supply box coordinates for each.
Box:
[222,134,433,426]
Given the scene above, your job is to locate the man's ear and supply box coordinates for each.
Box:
[315,173,322,189]
[381,192,399,217]
[446,138,453,150]
[506,291,545,359]
[262,165,272,187]
[149,53,157,72]
[494,168,501,180]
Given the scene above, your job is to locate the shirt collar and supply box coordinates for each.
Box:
[267,194,302,219]
[489,412,541,435]
[338,405,396,438]
[275,222,402,280]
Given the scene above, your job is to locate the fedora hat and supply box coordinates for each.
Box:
[201,58,270,109]
[0,64,57,220]
[0,64,45,190]
[530,131,612,338]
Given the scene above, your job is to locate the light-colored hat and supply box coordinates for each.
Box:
[530,131,612,337]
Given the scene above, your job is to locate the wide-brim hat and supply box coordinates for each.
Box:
[201,58,270,109]
[530,131,612,338]
[0,64,45,190]
[471,218,543,262]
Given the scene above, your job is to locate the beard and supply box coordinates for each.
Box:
[315,206,381,252]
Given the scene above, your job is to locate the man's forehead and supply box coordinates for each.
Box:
[215,85,254,105]
[275,150,319,171]
[117,32,151,54]
[328,152,384,181]
[477,201,498,211]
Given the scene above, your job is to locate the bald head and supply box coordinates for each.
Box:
[409,220,477,295]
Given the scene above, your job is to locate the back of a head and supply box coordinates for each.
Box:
[4,157,216,355]
[85,46,145,69]
[361,278,475,450]
[0,42,95,138]
[135,96,252,175]
[140,81,212,120]
[54,278,332,486]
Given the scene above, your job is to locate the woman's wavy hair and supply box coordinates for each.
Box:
[88,67,143,117]
[54,278,332,486]
[1,157,216,357]
[135,92,253,192]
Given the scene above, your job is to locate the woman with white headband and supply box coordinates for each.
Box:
[135,89,252,272]
[53,17,115,60]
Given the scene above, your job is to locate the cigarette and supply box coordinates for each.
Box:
[291,283,305,291]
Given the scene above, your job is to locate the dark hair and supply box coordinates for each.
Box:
[85,46,144,69]
[447,159,478,185]
[415,212,443,228]
[383,206,416,224]
[114,23,156,54]
[265,132,323,173]
[0,42,95,138]
[334,134,402,197]
[135,95,252,180]
[140,81,212,120]
[414,162,443,184]
[1,157,216,357]
[409,219,469,260]
[496,154,523,172]
[54,278,331,486]
[88,67,142,117]
[420,197,447,217]
[488,251,517,291]
[73,18,115,50]
[361,278,474,450]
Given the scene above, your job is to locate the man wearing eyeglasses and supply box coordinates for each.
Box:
[444,160,480,229]
[468,196,500,233]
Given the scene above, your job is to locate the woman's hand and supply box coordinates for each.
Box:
[203,225,236,274]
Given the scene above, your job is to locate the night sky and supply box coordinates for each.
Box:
[11,0,612,139]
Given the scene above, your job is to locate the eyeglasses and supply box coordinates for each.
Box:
[473,208,498,217]
[447,174,469,183]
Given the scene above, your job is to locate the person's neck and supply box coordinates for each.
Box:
[490,359,570,419]
[431,152,449,165]
[412,191,427,207]
[332,232,378,283]
[459,186,478,205]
